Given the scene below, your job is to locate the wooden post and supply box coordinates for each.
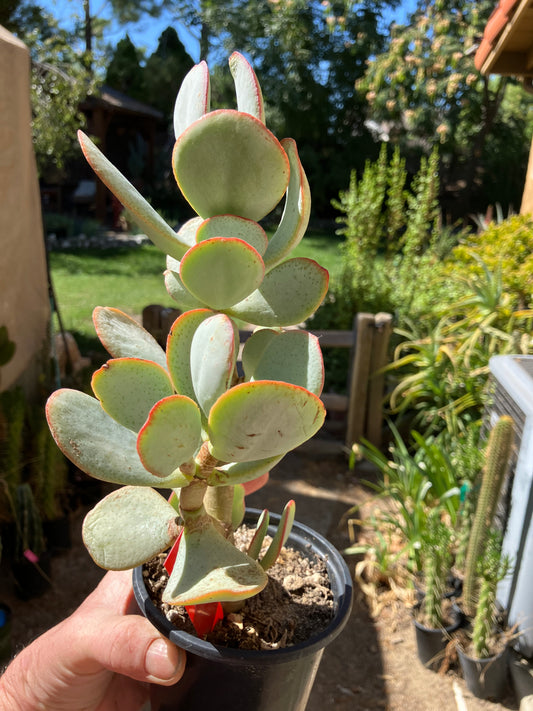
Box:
[366,312,393,449]
[521,133,533,215]
[345,313,375,449]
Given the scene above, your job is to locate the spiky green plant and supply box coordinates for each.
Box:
[471,530,511,659]
[421,516,453,629]
[14,483,45,561]
[46,54,327,612]
[0,388,26,523]
[462,415,514,617]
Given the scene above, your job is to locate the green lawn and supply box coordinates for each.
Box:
[49,230,344,343]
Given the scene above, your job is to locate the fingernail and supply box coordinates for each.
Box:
[145,638,183,682]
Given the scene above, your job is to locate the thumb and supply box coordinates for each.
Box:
[75,613,186,686]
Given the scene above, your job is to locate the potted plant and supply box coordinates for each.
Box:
[45,52,353,710]
[412,516,462,671]
[456,415,514,700]
[457,530,511,701]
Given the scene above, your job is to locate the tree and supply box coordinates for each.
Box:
[360,0,533,217]
[3,1,98,177]
[105,34,146,100]
[143,27,195,115]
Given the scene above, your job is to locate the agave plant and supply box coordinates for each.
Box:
[46,53,328,615]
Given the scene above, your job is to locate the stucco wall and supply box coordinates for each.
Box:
[0,25,50,390]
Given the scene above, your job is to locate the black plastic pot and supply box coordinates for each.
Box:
[458,645,509,701]
[43,514,72,556]
[133,509,353,711]
[0,603,12,665]
[11,551,52,600]
[413,605,463,671]
[509,647,533,704]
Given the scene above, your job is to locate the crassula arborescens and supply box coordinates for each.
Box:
[46,52,328,613]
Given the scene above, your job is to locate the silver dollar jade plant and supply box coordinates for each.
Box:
[46,53,328,618]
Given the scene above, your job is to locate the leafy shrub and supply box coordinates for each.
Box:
[450,214,533,309]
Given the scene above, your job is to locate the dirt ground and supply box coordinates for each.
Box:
[0,446,519,711]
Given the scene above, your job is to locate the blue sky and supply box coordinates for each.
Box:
[39,1,417,61]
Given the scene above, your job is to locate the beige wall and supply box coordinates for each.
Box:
[0,26,50,391]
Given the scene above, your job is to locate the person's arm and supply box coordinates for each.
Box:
[0,570,185,711]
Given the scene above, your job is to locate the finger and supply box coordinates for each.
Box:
[72,613,186,686]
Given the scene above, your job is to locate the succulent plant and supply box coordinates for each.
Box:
[46,53,328,614]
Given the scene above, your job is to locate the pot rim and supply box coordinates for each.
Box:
[133,508,353,666]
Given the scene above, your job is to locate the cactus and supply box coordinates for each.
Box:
[462,415,514,617]
[14,483,45,562]
[471,530,510,659]
[0,388,26,523]
[46,53,327,618]
[421,516,453,628]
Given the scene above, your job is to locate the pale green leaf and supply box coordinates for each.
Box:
[46,389,189,487]
[180,238,265,310]
[228,51,265,123]
[173,61,211,138]
[163,516,267,605]
[208,381,325,462]
[78,131,188,260]
[166,309,215,401]
[172,110,289,221]
[241,328,277,380]
[190,314,238,416]
[227,258,329,326]
[92,358,173,432]
[137,395,202,477]
[83,486,178,570]
[93,307,166,369]
[263,138,311,271]
[196,215,268,255]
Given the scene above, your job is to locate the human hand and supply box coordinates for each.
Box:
[0,570,185,711]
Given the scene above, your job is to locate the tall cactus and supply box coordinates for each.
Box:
[462,416,514,617]
[14,483,45,561]
[422,517,452,628]
[471,530,510,658]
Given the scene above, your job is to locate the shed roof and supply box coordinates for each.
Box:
[475,0,533,77]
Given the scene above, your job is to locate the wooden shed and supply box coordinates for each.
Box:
[475,0,533,213]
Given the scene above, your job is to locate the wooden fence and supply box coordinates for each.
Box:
[142,306,393,452]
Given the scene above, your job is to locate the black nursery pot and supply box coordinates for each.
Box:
[133,509,353,711]
[508,647,533,704]
[413,605,463,671]
[458,645,509,701]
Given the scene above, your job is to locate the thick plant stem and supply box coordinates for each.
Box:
[472,577,495,659]
[204,485,235,538]
[462,416,514,617]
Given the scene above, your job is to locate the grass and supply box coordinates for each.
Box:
[49,230,344,344]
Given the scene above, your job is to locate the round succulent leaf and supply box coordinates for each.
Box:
[46,389,189,488]
[93,307,166,370]
[208,381,326,462]
[137,395,202,477]
[173,61,210,139]
[252,330,324,396]
[162,519,267,605]
[166,309,215,401]
[83,486,179,570]
[164,267,208,311]
[92,358,173,432]
[177,216,204,248]
[263,138,311,271]
[241,328,278,381]
[190,314,238,416]
[172,110,289,221]
[227,258,329,327]
[229,51,265,123]
[180,238,265,310]
[196,215,268,256]
[208,454,284,487]
[78,131,188,260]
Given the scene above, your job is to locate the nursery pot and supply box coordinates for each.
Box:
[509,647,533,704]
[458,645,509,701]
[133,509,353,711]
[413,604,463,671]
[0,603,12,664]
